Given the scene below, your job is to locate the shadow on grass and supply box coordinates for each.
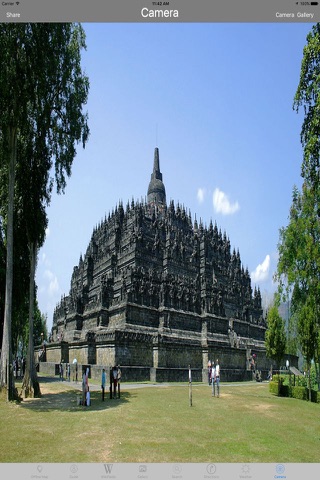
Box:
[19,387,134,413]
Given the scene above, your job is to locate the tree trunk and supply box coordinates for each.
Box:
[277,361,281,396]
[315,361,320,392]
[308,367,312,401]
[0,126,18,401]
[21,241,41,398]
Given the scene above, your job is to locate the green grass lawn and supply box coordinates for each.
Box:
[0,378,319,463]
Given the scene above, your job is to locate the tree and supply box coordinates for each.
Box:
[15,117,51,398]
[298,296,318,400]
[276,24,320,393]
[1,185,32,368]
[0,24,89,400]
[33,305,48,348]
[265,303,286,372]
[277,174,320,394]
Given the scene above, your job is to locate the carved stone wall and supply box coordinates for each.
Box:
[52,198,265,342]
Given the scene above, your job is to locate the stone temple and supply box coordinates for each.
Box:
[45,148,271,382]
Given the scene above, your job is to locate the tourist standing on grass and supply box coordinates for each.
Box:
[82,370,87,405]
[85,368,90,397]
[101,368,106,401]
[86,386,91,406]
[117,365,122,398]
[215,359,220,397]
[208,360,212,385]
[112,365,118,398]
[211,361,216,397]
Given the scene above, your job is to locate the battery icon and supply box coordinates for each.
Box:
[311,1,318,4]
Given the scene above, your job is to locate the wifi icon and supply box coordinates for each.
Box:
[16,1,20,5]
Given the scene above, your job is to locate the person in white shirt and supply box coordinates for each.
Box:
[215,359,220,397]
[86,386,91,406]
[82,371,86,405]
[211,362,216,397]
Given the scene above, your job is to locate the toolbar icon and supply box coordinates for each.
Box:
[104,464,114,474]
[206,464,216,474]
[276,464,285,474]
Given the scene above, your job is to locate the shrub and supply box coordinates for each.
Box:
[269,377,291,396]
[291,386,307,401]
[270,375,320,402]
[269,381,279,395]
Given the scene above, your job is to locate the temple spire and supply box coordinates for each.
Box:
[153,147,162,180]
[147,147,166,206]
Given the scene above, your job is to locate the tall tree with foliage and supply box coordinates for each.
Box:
[0,201,30,369]
[0,24,25,400]
[0,24,89,400]
[15,116,51,398]
[276,23,320,393]
[1,154,32,362]
[265,302,287,397]
[265,302,287,371]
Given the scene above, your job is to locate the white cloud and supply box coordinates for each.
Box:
[213,188,240,215]
[197,187,206,204]
[44,269,60,296]
[49,275,60,296]
[41,252,51,268]
[251,254,270,283]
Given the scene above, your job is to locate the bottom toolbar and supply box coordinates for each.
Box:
[0,462,318,480]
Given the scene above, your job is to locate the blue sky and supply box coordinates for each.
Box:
[36,22,313,331]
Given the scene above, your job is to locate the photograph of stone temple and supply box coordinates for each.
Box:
[44,147,271,382]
